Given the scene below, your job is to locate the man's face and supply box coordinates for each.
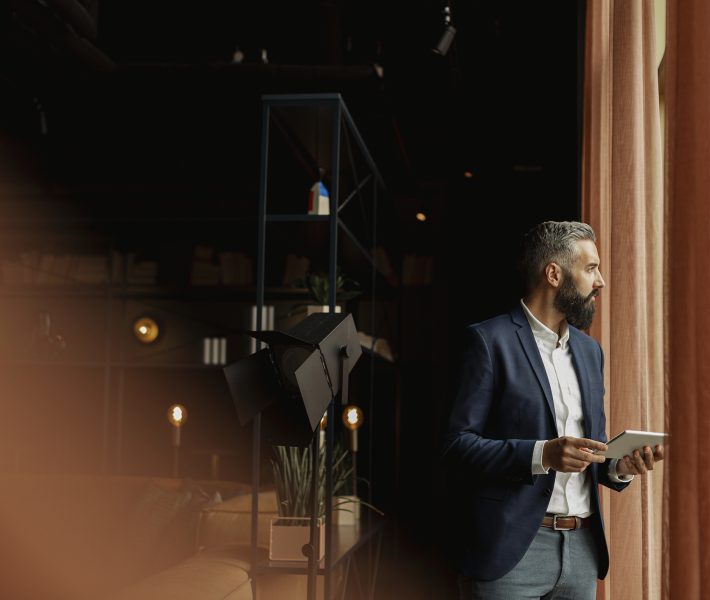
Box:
[553,239,605,330]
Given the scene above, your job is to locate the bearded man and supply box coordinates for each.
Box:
[443,221,663,600]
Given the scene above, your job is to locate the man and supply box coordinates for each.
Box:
[443,221,663,600]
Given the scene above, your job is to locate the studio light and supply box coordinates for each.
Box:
[432,4,457,57]
[223,312,362,446]
[133,317,159,344]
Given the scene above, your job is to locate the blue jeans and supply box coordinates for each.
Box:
[458,526,600,600]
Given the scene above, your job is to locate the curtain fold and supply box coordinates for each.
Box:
[582,2,665,599]
[664,1,710,598]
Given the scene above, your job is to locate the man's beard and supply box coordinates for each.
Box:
[553,272,598,330]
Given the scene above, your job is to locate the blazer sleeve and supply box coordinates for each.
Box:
[442,325,537,484]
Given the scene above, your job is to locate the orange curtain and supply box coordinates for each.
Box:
[664,1,710,598]
[582,1,665,599]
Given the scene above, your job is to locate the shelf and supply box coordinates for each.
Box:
[266,214,330,222]
[0,285,312,301]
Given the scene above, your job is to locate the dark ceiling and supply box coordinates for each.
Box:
[0,0,584,307]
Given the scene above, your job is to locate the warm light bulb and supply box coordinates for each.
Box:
[463,170,473,179]
[342,405,363,430]
[133,317,159,343]
[415,212,427,222]
[168,404,188,427]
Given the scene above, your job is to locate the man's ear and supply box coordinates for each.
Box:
[545,262,563,288]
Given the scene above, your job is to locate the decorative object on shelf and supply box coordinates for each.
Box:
[133,317,160,344]
[167,404,188,478]
[190,245,221,286]
[307,179,330,215]
[297,270,362,307]
[219,251,252,285]
[248,305,274,354]
[280,269,361,329]
[202,337,227,365]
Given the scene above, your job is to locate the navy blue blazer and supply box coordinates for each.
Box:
[442,305,628,581]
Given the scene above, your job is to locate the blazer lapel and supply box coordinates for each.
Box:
[510,307,557,426]
[568,330,593,439]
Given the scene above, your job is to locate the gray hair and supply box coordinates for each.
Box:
[520,221,596,291]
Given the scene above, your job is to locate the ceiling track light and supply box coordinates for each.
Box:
[433,3,457,57]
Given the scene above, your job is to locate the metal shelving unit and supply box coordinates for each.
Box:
[251,93,386,600]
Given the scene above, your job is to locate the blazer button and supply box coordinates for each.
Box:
[543,488,552,496]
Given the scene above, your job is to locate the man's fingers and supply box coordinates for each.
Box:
[569,437,608,452]
[623,456,636,474]
[632,450,647,474]
[578,449,607,463]
[562,458,590,471]
[643,446,654,470]
[654,445,665,461]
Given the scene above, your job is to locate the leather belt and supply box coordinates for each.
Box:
[541,514,591,531]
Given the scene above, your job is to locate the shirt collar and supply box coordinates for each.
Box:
[519,299,569,350]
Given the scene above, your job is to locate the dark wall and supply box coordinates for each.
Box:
[0,2,584,597]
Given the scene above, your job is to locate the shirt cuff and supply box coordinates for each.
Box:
[532,440,549,475]
[608,458,634,483]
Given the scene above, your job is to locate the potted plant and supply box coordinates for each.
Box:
[299,270,362,307]
[269,442,381,561]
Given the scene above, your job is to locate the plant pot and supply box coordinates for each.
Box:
[269,516,325,561]
[333,495,360,526]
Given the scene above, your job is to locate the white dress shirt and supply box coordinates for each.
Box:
[520,300,631,517]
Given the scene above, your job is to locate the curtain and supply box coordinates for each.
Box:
[582,2,665,599]
[664,0,710,597]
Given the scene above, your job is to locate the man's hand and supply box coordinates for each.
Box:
[616,445,664,476]
[542,436,608,473]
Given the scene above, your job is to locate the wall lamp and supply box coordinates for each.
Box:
[167,403,188,478]
[133,316,160,344]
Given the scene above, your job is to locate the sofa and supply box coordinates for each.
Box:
[0,474,254,600]
[0,474,340,600]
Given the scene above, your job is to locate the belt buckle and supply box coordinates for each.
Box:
[552,515,566,531]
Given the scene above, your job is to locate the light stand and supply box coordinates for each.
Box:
[223,312,362,600]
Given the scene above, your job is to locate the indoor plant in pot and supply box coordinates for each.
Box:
[269,441,381,560]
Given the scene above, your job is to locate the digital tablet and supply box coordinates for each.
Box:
[602,430,668,459]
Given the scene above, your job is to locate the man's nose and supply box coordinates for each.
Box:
[595,271,606,288]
